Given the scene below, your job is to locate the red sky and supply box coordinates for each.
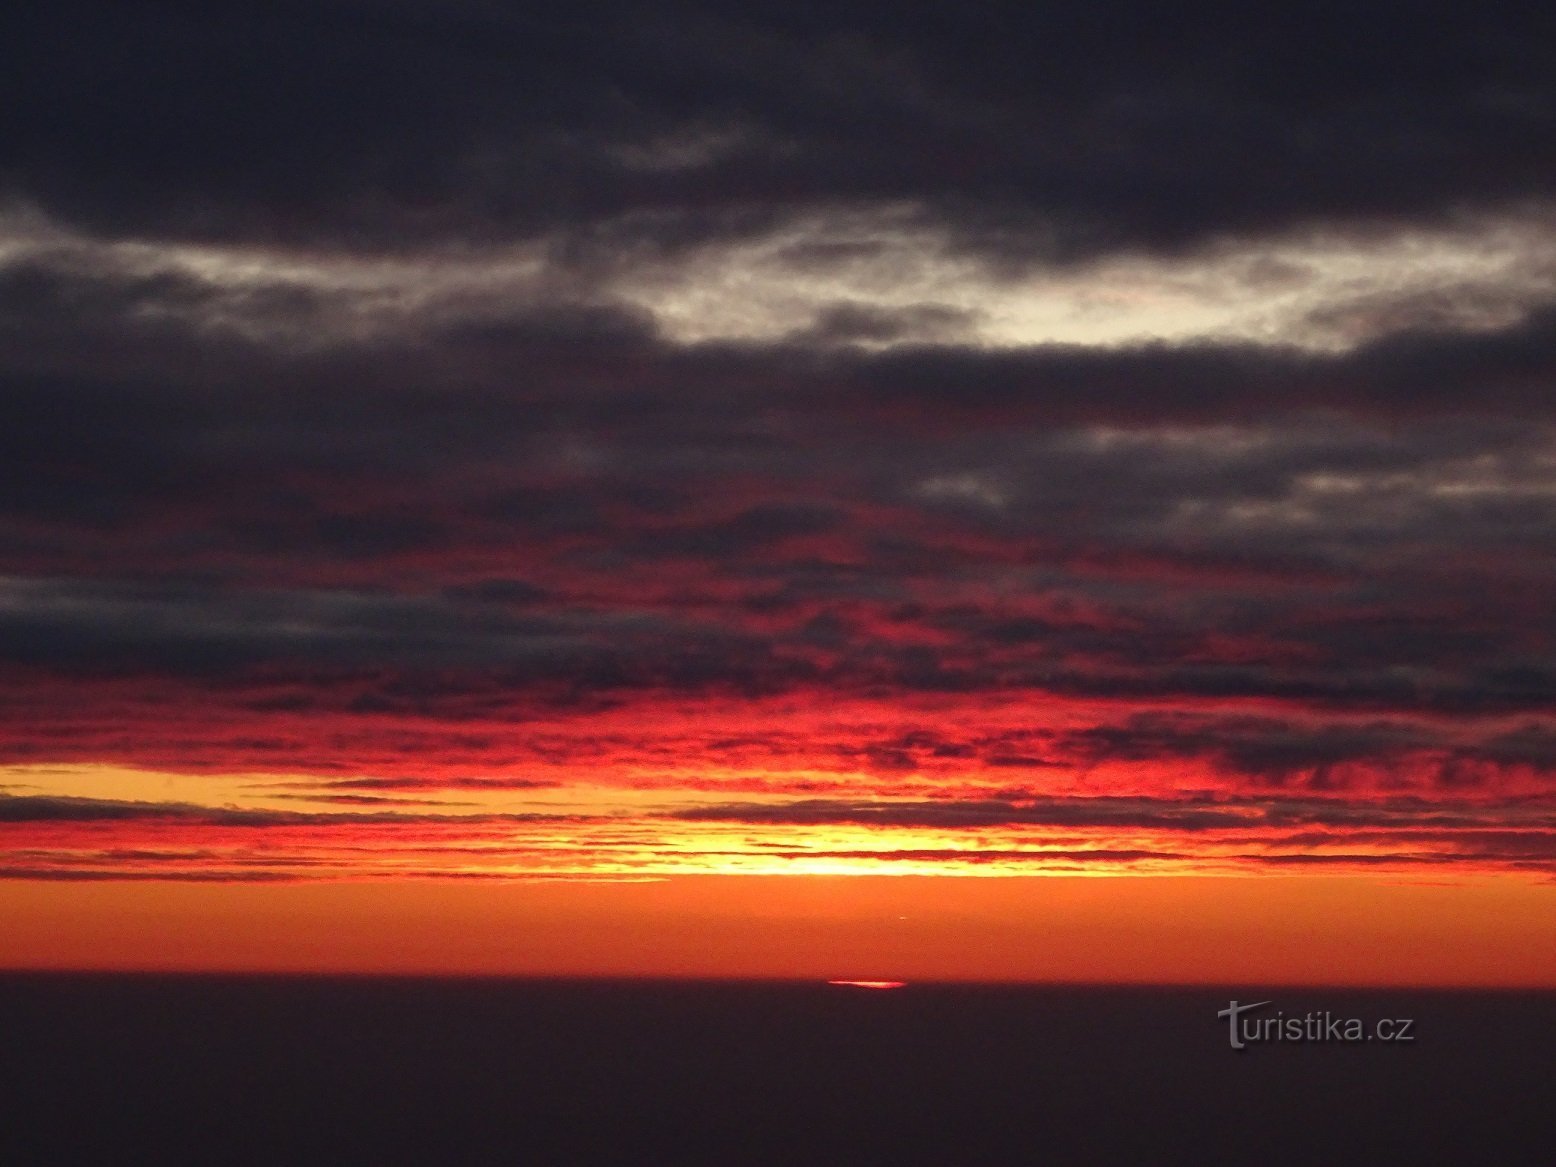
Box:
[3,1,1556,985]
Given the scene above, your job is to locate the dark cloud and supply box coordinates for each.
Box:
[268,792,479,806]
[1055,713,1556,788]
[0,793,581,826]
[0,866,304,882]
[830,311,1556,424]
[3,565,1553,725]
[276,776,561,791]
[671,792,1556,836]
[5,1,1556,258]
[672,795,1257,831]
[738,847,1187,865]
[786,302,978,347]
[441,579,552,606]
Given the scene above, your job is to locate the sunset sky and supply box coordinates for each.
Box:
[2,0,1554,984]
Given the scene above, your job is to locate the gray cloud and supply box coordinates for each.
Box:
[4,0,1556,828]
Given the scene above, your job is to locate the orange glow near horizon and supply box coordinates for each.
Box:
[5,759,1556,987]
[6,761,1555,883]
[2,873,1553,987]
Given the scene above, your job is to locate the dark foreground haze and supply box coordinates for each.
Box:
[2,974,1550,1165]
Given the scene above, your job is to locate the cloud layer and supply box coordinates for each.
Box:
[2,0,1554,879]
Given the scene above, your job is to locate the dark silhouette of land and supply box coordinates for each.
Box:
[2,974,1550,1165]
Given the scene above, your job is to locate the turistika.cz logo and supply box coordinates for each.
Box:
[1217,1000,1416,1050]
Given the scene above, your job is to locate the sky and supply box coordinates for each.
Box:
[1,0,1554,983]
